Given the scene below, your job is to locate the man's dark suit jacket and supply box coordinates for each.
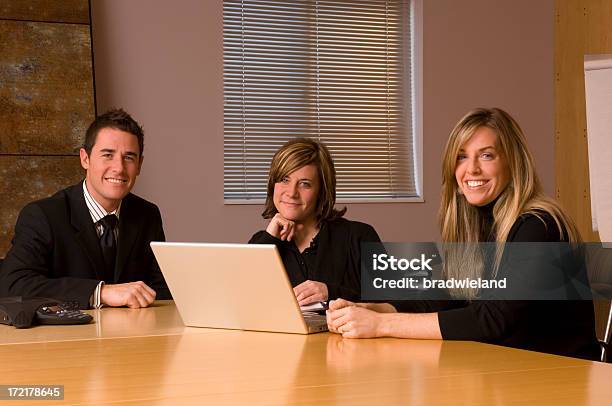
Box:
[0,182,171,308]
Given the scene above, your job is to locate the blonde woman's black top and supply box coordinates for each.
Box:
[393,211,600,361]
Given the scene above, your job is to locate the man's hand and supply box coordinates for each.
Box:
[101,281,156,308]
[294,280,328,305]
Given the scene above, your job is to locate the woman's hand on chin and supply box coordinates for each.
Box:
[266,213,298,241]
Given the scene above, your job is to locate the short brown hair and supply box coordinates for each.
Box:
[262,138,346,222]
[83,108,144,156]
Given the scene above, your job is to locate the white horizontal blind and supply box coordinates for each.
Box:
[224,0,417,201]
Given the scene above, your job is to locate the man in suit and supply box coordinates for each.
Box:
[0,109,170,309]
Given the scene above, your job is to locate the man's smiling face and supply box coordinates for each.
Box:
[80,127,143,212]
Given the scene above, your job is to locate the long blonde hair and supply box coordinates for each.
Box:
[439,108,580,298]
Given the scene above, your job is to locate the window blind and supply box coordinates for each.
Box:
[223,0,418,201]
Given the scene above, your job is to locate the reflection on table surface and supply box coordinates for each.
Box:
[0,300,185,345]
[1,301,611,405]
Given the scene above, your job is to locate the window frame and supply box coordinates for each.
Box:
[223,0,423,204]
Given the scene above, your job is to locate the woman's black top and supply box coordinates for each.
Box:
[249,217,381,301]
[394,206,600,361]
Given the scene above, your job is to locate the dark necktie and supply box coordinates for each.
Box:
[99,214,118,283]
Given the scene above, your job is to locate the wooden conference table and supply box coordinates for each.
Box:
[1,301,611,405]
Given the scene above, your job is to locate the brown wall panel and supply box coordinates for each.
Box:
[1,0,94,258]
[555,0,595,241]
[0,156,84,256]
[0,0,89,24]
[593,299,611,345]
[555,0,612,342]
[555,0,612,242]
[0,20,94,154]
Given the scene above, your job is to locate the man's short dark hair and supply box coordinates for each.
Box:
[83,108,145,156]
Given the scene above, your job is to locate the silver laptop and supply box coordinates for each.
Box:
[150,242,327,334]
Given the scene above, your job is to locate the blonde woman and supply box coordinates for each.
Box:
[327,108,599,360]
[249,138,380,306]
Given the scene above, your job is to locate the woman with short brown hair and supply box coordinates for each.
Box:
[250,138,380,306]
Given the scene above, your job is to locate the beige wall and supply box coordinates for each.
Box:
[90,0,554,243]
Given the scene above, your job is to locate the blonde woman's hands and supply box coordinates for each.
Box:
[326,298,356,333]
[327,300,384,338]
